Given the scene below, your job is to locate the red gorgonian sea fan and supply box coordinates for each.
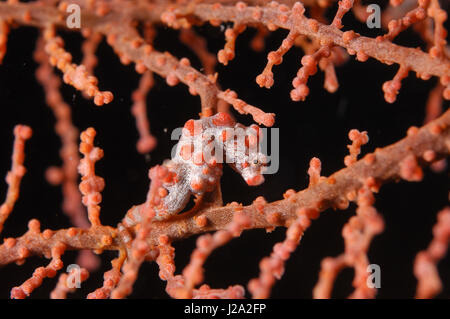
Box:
[0,0,449,299]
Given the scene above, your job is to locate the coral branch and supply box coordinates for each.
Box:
[81,32,102,76]
[0,108,449,272]
[382,65,410,103]
[382,0,429,41]
[11,235,66,299]
[332,0,354,29]
[50,267,89,299]
[43,27,113,106]
[217,90,275,126]
[248,206,312,298]
[428,0,448,58]
[122,108,450,248]
[2,0,448,110]
[0,19,9,64]
[78,128,105,227]
[414,207,450,298]
[156,234,245,299]
[313,186,385,298]
[0,1,447,82]
[344,129,369,167]
[179,208,251,297]
[291,45,331,101]
[34,36,88,229]
[179,28,217,75]
[35,34,100,271]
[424,83,444,124]
[104,23,270,122]
[0,225,119,266]
[131,71,157,154]
[161,1,450,96]
[110,163,170,298]
[257,29,298,89]
[218,23,247,65]
[307,157,322,186]
[0,125,32,234]
[87,251,125,299]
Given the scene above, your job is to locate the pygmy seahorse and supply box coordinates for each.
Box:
[122,112,268,227]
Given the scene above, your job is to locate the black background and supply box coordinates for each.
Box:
[0,1,449,298]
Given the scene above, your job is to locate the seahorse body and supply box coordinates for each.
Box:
[123,112,267,225]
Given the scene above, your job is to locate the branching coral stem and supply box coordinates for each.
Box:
[1,108,449,267]
[0,2,447,79]
[0,1,447,111]
[0,125,32,234]
[166,2,449,80]
[0,3,271,123]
